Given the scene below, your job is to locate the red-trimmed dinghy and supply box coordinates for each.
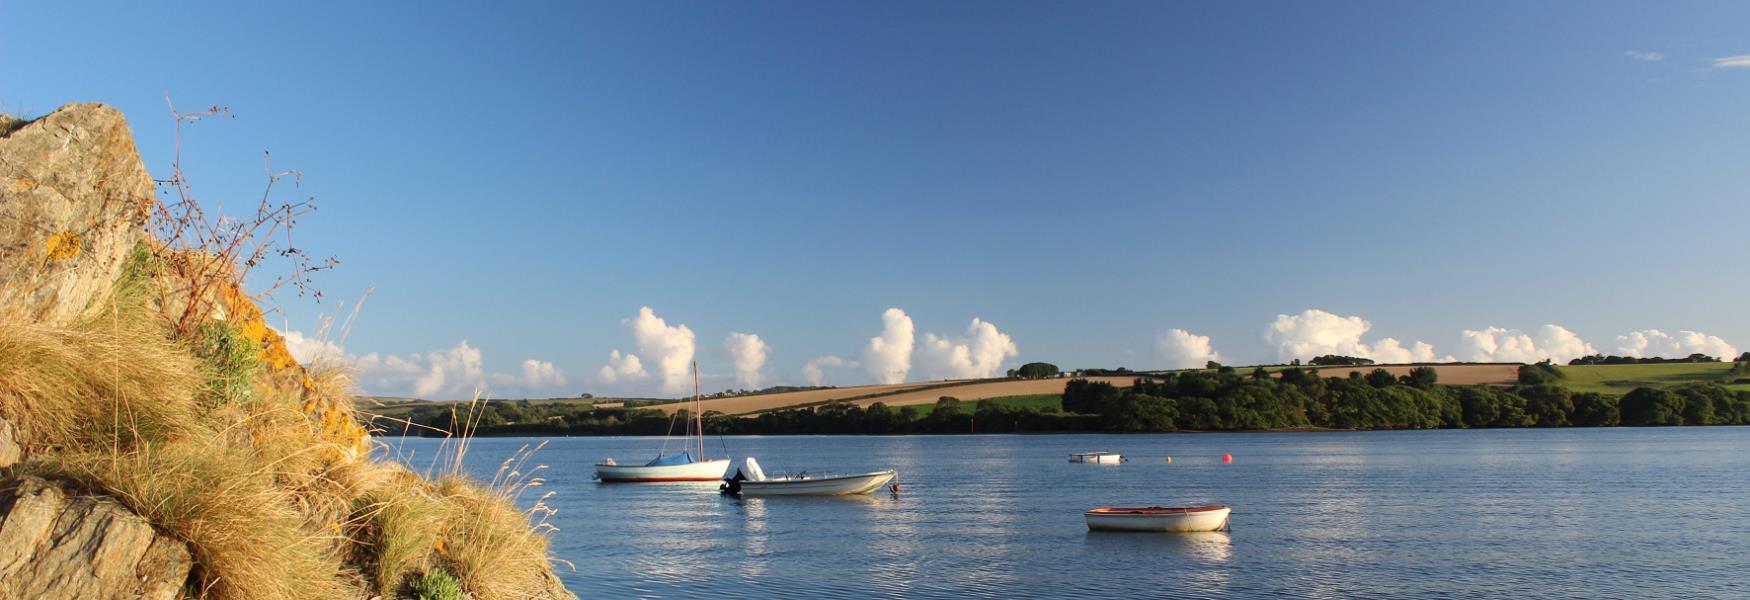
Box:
[1084,505,1231,532]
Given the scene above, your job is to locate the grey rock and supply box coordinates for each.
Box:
[0,476,191,600]
[0,104,154,325]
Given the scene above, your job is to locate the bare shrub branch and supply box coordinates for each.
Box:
[150,93,338,337]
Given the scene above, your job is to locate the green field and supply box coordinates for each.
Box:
[949,394,1063,414]
[877,394,1066,421]
[1556,363,1750,395]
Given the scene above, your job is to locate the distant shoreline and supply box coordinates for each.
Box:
[368,362,1749,438]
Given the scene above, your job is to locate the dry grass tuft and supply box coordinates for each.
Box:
[20,438,356,600]
[0,285,364,599]
[0,302,572,598]
[345,437,568,599]
[0,304,202,451]
[432,442,567,600]
[346,462,446,596]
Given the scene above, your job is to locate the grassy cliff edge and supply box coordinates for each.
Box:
[0,103,573,600]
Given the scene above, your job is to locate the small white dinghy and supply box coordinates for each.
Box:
[1085,505,1232,532]
[722,458,897,497]
[1069,451,1123,464]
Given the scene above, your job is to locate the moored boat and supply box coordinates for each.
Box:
[1070,451,1123,463]
[595,454,731,482]
[1084,505,1231,532]
[594,362,730,482]
[722,458,897,497]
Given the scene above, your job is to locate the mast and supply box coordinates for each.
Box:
[693,361,704,459]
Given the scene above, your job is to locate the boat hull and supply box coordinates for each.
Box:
[596,458,731,482]
[1070,452,1122,464]
[1085,505,1231,532]
[737,470,898,496]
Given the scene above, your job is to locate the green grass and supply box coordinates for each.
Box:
[193,320,261,409]
[955,394,1063,414]
[1556,362,1750,395]
[881,394,1065,421]
[409,569,464,600]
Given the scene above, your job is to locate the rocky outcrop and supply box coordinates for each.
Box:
[0,476,192,600]
[0,104,155,325]
[0,107,193,600]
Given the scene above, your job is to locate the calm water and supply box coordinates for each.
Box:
[386,428,1750,599]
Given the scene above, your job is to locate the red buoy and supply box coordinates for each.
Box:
[1221,453,1233,463]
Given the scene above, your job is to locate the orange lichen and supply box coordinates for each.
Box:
[219,282,301,373]
[294,367,372,463]
[44,230,81,261]
[215,281,370,462]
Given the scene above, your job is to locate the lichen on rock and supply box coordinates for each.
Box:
[0,104,154,325]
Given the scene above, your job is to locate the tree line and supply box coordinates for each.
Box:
[1567,353,1725,365]
[1065,366,1748,431]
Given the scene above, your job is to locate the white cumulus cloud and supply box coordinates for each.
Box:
[724,332,771,389]
[273,328,569,399]
[1625,50,1665,62]
[863,308,915,384]
[802,355,856,386]
[412,341,485,398]
[1368,338,1440,364]
[1264,309,1441,364]
[597,349,646,384]
[280,329,346,366]
[521,359,568,389]
[1615,329,1737,360]
[1455,325,1595,364]
[1156,328,1222,369]
[620,307,697,394]
[918,318,1019,380]
[352,351,427,394]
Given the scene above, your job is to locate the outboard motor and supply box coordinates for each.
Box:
[720,471,745,496]
[742,457,767,482]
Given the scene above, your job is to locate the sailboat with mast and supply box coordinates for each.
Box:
[594,362,731,482]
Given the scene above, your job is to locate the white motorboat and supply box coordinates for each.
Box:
[595,362,731,482]
[1084,505,1232,532]
[1070,451,1123,464]
[721,457,897,497]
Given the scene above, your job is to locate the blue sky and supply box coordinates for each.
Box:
[5,1,1748,398]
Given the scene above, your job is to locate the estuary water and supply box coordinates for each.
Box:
[387,428,1750,599]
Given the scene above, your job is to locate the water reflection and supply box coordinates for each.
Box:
[385,429,1750,600]
[1083,530,1233,564]
[737,494,769,579]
